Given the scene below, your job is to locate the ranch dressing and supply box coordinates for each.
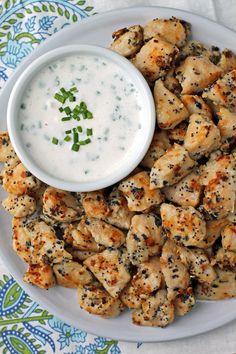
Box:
[19,54,143,183]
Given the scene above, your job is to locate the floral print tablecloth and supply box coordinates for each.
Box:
[0,1,142,353]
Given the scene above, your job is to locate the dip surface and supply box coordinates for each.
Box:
[19,54,143,182]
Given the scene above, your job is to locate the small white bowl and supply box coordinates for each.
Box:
[7,44,155,192]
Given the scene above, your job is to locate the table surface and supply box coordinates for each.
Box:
[0,1,236,353]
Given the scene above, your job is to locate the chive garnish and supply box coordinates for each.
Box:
[52,137,59,145]
[54,93,66,104]
[79,138,91,145]
[65,129,71,134]
[87,128,93,136]
[72,143,80,152]
[86,111,93,119]
[61,117,71,121]
[73,132,79,143]
[77,126,82,133]
[64,135,71,142]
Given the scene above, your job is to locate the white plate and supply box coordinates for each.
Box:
[1,6,236,343]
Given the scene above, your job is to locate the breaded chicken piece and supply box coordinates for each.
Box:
[104,188,134,229]
[211,248,236,270]
[202,70,236,112]
[24,263,55,289]
[178,246,216,283]
[64,218,105,252]
[196,267,236,300]
[12,218,33,263]
[82,191,110,219]
[197,218,229,249]
[132,37,179,82]
[176,40,215,63]
[85,217,125,248]
[160,240,190,300]
[141,131,170,169]
[43,187,80,222]
[174,287,195,316]
[132,289,174,327]
[218,49,236,74]
[154,79,189,129]
[180,95,212,119]
[12,218,72,265]
[84,249,131,298]
[132,256,162,296]
[222,223,236,251]
[78,283,124,318]
[176,56,222,94]
[53,261,92,288]
[1,163,40,195]
[184,114,221,160]
[0,132,20,169]
[118,171,163,212]
[161,204,206,247]
[163,171,201,207]
[150,143,195,189]
[127,214,164,265]
[2,194,36,217]
[110,25,143,57]
[163,68,182,94]
[143,17,190,46]
[120,283,143,309]
[67,249,98,262]
[167,122,187,143]
[217,107,236,141]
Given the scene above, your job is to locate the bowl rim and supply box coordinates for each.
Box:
[7,44,155,192]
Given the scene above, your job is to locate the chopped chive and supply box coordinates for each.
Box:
[60,88,66,95]
[70,87,78,92]
[54,93,66,104]
[63,106,71,115]
[64,135,71,142]
[52,137,59,145]
[73,132,79,143]
[80,101,87,110]
[79,138,91,145]
[61,117,71,121]
[86,111,93,119]
[72,143,80,152]
[59,107,64,112]
[69,95,76,102]
[87,128,93,136]
[77,126,82,133]
[65,129,72,134]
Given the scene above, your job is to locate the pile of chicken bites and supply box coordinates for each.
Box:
[1,17,236,328]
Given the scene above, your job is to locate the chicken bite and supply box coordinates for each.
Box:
[132,37,179,82]
[184,114,221,160]
[132,289,174,327]
[2,194,36,217]
[217,107,236,141]
[85,217,126,248]
[78,283,124,318]
[84,249,131,298]
[154,79,189,129]
[161,203,206,247]
[176,56,222,94]
[24,263,55,289]
[141,131,170,169]
[81,191,110,219]
[174,287,195,316]
[150,143,195,189]
[195,267,236,300]
[180,95,212,119]
[203,69,236,112]
[1,163,40,195]
[143,17,190,46]
[163,171,201,207]
[222,222,236,251]
[218,49,236,74]
[110,25,143,57]
[118,171,163,212]
[127,214,164,265]
[53,261,92,288]
[160,240,190,300]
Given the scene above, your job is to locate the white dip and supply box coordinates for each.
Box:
[19,54,143,183]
